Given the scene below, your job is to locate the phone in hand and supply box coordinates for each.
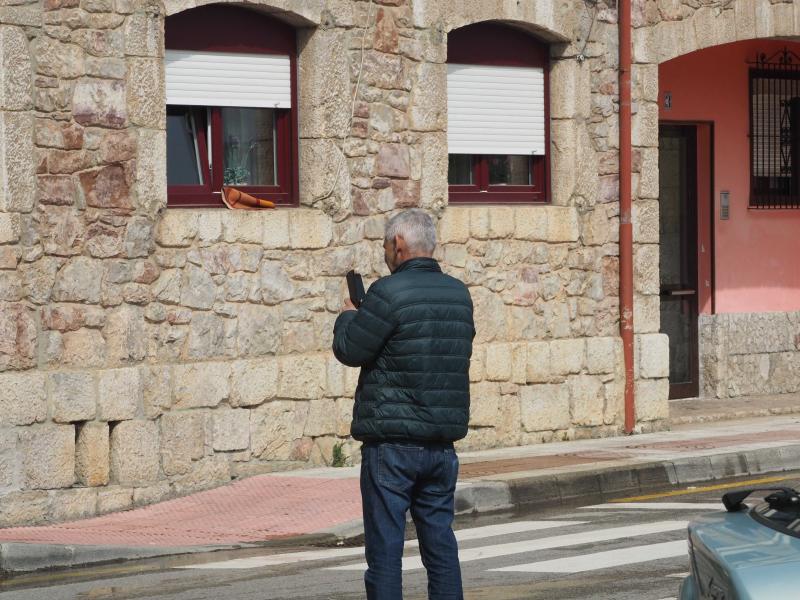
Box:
[346,270,366,308]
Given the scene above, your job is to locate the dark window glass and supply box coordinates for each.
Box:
[488,155,531,186]
[448,154,473,185]
[222,107,277,186]
[167,107,205,185]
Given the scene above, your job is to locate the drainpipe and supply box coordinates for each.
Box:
[618,0,635,434]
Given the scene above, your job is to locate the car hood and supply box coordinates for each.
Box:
[689,510,800,599]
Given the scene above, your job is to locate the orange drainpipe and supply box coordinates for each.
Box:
[619,0,635,434]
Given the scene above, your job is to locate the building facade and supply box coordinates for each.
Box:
[0,0,796,526]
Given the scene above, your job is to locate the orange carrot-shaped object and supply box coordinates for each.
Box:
[222,186,276,210]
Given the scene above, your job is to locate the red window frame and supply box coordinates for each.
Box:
[165,6,299,208]
[447,23,550,204]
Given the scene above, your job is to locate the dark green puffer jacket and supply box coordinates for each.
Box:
[332,257,475,443]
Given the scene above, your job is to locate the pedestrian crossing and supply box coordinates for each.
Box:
[180,501,715,585]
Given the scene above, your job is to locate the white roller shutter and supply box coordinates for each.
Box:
[165,50,291,109]
[447,63,545,155]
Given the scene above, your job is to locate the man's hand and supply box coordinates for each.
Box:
[341,298,357,313]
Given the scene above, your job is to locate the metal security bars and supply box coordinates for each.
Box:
[749,48,800,209]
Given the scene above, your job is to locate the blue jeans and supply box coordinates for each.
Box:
[360,441,463,600]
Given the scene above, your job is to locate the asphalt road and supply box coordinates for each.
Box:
[2,472,798,600]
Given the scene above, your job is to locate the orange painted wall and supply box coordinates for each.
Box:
[659,39,800,314]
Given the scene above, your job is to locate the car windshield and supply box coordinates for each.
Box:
[752,491,800,539]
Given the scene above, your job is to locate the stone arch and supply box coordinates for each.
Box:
[445,16,570,45]
[162,0,321,26]
[637,2,800,66]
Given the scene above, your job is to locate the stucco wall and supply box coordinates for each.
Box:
[659,39,800,315]
[0,0,673,527]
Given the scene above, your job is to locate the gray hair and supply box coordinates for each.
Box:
[384,209,437,254]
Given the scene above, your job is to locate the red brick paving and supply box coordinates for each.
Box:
[0,476,362,547]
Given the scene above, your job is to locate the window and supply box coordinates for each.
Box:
[447,23,549,203]
[749,48,800,209]
[165,6,298,207]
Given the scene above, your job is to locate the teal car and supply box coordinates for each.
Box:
[679,487,800,600]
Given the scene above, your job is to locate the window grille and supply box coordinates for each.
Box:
[749,48,800,209]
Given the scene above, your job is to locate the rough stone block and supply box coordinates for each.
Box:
[171,455,230,496]
[408,61,446,132]
[20,424,75,489]
[438,208,470,244]
[514,207,548,241]
[0,213,19,244]
[484,343,512,381]
[289,210,332,249]
[156,210,198,247]
[262,210,291,249]
[568,375,604,426]
[141,365,172,419]
[634,243,660,295]
[511,343,527,384]
[52,257,102,304]
[124,8,163,57]
[0,25,33,111]
[520,384,570,432]
[0,372,46,426]
[632,200,659,244]
[160,411,206,476]
[135,128,167,216]
[544,207,580,243]
[73,78,126,129]
[638,333,669,379]
[469,381,501,427]
[97,367,141,421]
[61,329,106,368]
[297,28,350,139]
[75,422,110,487]
[278,354,326,400]
[50,487,97,523]
[0,490,49,528]
[550,58,591,119]
[231,358,279,407]
[0,304,38,370]
[335,397,354,437]
[213,409,250,451]
[525,342,551,383]
[250,401,309,460]
[97,487,133,514]
[174,362,230,409]
[0,113,37,212]
[50,371,97,423]
[586,337,619,375]
[634,378,669,421]
[110,420,159,485]
[304,399,337,437]
[550,339,585,375]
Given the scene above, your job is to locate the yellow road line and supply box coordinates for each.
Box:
[611,475,791,503]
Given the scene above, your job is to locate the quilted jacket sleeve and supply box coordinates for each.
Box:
[332,282,395,368]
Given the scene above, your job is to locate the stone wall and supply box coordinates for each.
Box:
[0,0,671,526]
[700,312,800,399]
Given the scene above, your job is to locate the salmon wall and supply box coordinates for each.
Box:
[659,39,800,314]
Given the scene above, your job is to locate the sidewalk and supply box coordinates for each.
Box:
[1,411,799,573]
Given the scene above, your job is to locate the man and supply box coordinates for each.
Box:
[332,209,475,600]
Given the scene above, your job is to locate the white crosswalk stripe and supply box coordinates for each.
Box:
[490,540,688,573]
[328,520,688,572]
[583,502,721,510]
[178,520,583,570]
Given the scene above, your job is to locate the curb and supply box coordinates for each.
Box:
[0,542,235,575]
[454,443,800,514]
[2,444,798,575]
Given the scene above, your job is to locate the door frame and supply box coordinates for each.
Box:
[657,121,715,399]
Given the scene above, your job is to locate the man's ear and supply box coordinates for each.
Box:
[394,234,406,253]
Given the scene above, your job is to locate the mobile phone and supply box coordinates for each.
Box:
[346,270,366,308]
